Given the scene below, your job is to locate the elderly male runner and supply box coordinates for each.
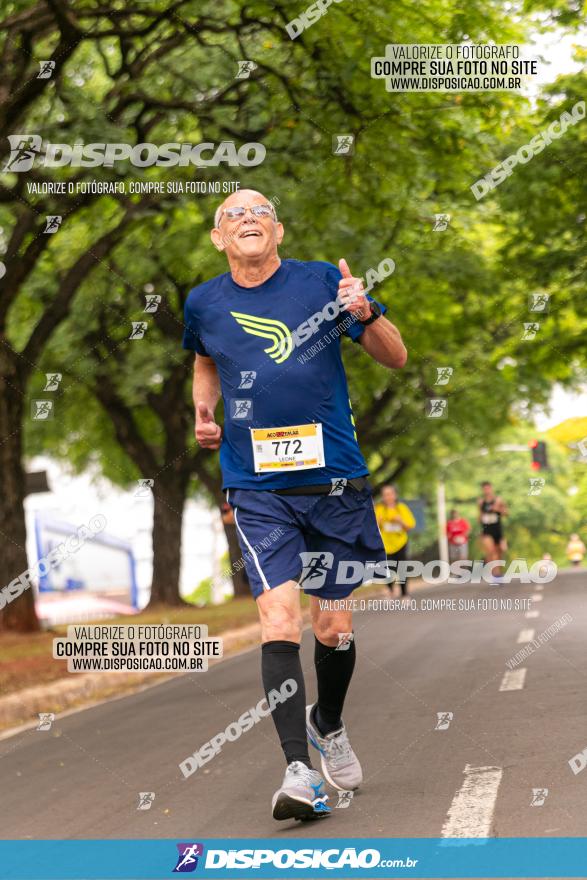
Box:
[184,189,406,821]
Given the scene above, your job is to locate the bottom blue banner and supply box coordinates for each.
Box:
[1,837,586,879]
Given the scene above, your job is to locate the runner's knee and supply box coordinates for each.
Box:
[260,603,303,643]
[312,612,352,647]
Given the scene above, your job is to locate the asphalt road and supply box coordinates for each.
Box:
[1,570,586,842]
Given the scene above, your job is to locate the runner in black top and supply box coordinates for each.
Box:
[478,481,508,581]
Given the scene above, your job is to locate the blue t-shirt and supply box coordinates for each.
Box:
[182,258,385,490]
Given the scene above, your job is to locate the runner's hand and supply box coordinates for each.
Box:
[196,402,222,450]
[337,258,369,320]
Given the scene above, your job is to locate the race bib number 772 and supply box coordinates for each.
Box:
[251,423,325,473]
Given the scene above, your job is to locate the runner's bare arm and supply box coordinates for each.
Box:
[358,316,407,369]
[337,258,407,369]
[193,354,222,449]
[494,497,508,516]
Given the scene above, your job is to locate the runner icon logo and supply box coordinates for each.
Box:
[522,322,539,340]
[135,478,154,497]
[236,60,257,79]
[137,792,155,811]
[230,399,253,420]
[36,713,55,731]
[44,373,62,391]
[529,293,550,312]
[44,215,62,233]
[336,632,354,651]
[432,213,451,231]
[37,60,56,79]
[335,790,354,809]
[173,843,204,873]
[333,134,355,155]
[530,788,548,806]
[129,321,148,340]
[238,371,257,389]
[434,367,453,385]
[435,711,453,730]
[329,477,347,495]
[427,399,447,418]
[3,134,42,172]
[31,400,54,420]
[298,552,334,590]
[144,294,161,313]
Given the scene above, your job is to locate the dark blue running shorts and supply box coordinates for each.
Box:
[226,485,385,600]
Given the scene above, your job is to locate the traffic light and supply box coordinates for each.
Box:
[529,439,549,470]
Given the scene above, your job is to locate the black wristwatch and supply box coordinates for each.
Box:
[359,300,382,326]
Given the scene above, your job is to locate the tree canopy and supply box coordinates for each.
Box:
[1,0,586,627]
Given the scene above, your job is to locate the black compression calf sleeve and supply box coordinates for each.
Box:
[314,634,356,735]
[261,640,312,768]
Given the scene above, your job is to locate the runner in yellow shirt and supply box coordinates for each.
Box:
[375,485,416,596]
[566,533,586,567]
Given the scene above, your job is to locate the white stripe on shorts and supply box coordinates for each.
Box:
[229,491,271,592]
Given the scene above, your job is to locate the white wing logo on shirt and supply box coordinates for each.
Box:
[230,311,293,363]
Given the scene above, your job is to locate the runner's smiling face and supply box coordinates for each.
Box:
[211,190,283,263]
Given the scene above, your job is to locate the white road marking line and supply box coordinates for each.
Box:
[531,594,543,602]
[525,610,540,619]
[441,764,503,838]
[517,629,535,643]
[499,668,527,691]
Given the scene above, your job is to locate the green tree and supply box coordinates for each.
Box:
[3,0,585,628]
[0,0,327,625]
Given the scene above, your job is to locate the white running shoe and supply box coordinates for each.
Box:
[271,761,330,821]
[306,704,363,791]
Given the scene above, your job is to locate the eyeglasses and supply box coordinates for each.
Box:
[217,204,276,224]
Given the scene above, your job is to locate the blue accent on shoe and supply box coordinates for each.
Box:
[313,800,331,813]
[311,781,325,798]
[308,731,323,753]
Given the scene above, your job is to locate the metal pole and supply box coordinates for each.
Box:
[437,479,449,565]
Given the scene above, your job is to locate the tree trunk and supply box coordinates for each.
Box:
[0,346,40,632]
[147,474,189,607]
[222,520,251,598]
